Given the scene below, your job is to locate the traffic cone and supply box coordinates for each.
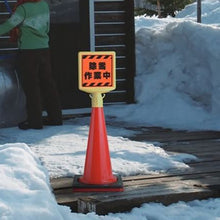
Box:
[72,107,123,192]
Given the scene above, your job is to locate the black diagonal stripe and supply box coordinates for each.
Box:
[96,55,102,59]
[104,82,110,86]
[97,83,102,86]
[104,55,110,59]
[83,83,88,86]
[89,55,95,59]
[82,55,88,59]
[89,83,95,86]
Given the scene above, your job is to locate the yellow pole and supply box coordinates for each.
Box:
[90,93,104,107]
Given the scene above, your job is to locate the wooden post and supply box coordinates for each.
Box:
[157,0,161,18]
[125,0,136,104]
[197,0,201,23]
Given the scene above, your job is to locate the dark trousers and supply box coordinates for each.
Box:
[17,49,62,127]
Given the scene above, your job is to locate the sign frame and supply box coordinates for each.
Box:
[78,51,116,93]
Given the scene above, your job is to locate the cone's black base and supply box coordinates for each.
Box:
[72,175,124,192]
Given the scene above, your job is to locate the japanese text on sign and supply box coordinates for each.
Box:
[78,51,116,93]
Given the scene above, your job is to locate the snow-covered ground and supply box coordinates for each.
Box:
[0,0,220,219]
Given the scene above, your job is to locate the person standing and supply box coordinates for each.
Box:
[0,0,62,129]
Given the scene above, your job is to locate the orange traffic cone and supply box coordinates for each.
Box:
[73,107,123,192]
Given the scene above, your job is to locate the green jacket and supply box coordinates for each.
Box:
[0,0,49,49]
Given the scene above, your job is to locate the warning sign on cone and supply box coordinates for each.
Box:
[73,51,123,192]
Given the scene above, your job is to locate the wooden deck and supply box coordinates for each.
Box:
[50,126,220,215]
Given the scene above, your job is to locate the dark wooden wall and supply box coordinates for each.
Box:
[93,0,136,104]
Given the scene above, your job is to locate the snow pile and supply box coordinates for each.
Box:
[0,143,69,219]
[106,1,220,131]
[109,199,220,220]
[134,20,220,130]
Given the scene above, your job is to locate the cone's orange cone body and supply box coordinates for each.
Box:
[79,107,117,185]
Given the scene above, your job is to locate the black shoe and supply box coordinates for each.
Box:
[18,121,43,130]
[43,118,63,126]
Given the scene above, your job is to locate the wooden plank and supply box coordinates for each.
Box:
[163,140,220,153]
[188,159,220,170]
[131,126,220,135]
[78,190,216,215]
[116,57,127,68]
[0,1,15,11]
[167,148,220,160]
[115,68,127,79]
[95,1,125,11]
[130,130,220,142]
[95,35,126,46]
[122,173,220,188]
[163,161,220,177]
[51,171,220,192]
[188,152,220,161]
[95,45,127,56]
[115,80,127,90]
[75,178,219,214]
[51,173,220,213]
[51,171,220,211]
[51,177,73,190]
[122,172,220,188]
[0,14,10,22]
[104,91,127,103]
[0,38,17,48]
[163,139,220,161]
[95,12,126,23]
[0,49,18,55]
[75,171,220,214]
[52,180,220,204]
[95,23,126,34]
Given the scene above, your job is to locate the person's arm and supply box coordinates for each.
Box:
[0,5,25,35]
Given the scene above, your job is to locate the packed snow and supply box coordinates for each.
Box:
[0,0,220,219]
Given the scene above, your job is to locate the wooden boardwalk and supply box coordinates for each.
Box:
[50,127,220,215]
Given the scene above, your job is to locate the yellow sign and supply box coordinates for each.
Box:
[78,51,116,93]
